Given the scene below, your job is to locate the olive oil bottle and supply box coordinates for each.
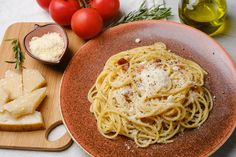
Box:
[179,0,227,36]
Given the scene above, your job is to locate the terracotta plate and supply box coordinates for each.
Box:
[60,20,236,157]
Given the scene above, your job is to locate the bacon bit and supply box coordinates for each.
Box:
[141,118,155,124]
[122,64,129,71]
[124,93,132,103]
[163,96,168,99]
[137,65,144,73]
[117,58,129,71]
[155,58,161,63]
[178,65,184,69]
[118,58,128,65]
[191,86,198,91]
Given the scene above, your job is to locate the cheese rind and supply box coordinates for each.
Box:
[0,71,23,100]
[4,87,47,118]
[23,69,46,93]
[0,111,44,131]
[0,88,9,105]
[0,88,9,112]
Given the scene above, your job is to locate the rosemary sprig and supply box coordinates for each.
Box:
[109,0,172,27]
[5,38,25,70]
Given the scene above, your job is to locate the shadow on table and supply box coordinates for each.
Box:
[212,130,236,157]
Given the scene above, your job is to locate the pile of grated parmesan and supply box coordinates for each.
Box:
[111,63,172,116]
[135,63,170,97]
[29,32,64,62]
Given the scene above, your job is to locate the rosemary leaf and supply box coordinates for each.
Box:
[109,0,172,27]
[5,61,16,63]
[5,38,25,70]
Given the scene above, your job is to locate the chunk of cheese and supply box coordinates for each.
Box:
[0,70,23,100]
[0,111,44,131]
[23,69,46,93]
[4,87,47,118]
[0,88,9,112]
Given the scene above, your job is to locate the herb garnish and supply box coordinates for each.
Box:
[5,38,25,70]
[109,0,172,27]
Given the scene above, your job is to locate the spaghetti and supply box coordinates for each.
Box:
[88,42,213,147]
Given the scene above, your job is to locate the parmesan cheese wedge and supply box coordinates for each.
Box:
[23,69,46,93]
[0,111,44,131]
[0,88,9,112]
[0,70,23,100]
[3,87,47,118]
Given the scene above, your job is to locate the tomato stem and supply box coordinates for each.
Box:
[78,0,89,8]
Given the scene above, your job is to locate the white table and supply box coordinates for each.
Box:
[0,0,235,156]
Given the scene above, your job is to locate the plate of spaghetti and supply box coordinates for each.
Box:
[60,20,236,157]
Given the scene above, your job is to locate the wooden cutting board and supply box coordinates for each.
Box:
[0,22,85,151]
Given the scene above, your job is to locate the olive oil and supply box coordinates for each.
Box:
[179,0,227,36]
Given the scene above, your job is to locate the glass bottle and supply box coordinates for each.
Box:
[178,0,227,36]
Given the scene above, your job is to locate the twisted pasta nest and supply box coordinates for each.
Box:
[88,42,213,147]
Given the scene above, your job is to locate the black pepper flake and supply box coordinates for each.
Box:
[213,52,215,55]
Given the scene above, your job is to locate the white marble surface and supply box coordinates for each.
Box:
[0,0,235,156]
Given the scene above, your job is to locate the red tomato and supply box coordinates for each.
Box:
[91,0,120,20]
[71,8,103,39]
[36,0,52,11]
[49,0,80,26]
